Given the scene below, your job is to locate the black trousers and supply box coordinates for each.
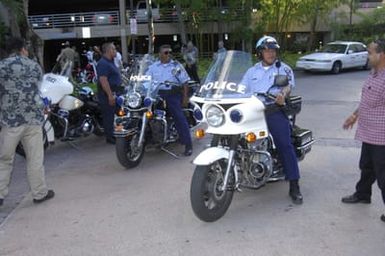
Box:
[355,142,385,204]
[185,64,200,83]
[97,93,115,139]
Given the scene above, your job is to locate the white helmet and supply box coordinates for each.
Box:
[256,36,280,52]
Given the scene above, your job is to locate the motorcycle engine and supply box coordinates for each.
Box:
[149,120,165,144]
[240,138,273,189]
[77,114,95,136]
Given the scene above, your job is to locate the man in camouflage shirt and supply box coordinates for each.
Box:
[0,37,54,206]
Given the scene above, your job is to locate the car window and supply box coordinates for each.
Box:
[138,2,146,9]
[355,44,367,52]
[321,44,347,54]
[137,1,158,9]
[348,45,358,53]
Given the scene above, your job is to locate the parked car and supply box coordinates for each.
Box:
[135,0,160,22]
[92,13,117,25]
[295,41,369,74]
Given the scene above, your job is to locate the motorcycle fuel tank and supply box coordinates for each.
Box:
[39,73,74,104]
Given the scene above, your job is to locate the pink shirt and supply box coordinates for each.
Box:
[355,69,385,145]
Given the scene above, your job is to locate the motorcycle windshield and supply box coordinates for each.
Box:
[127,54,157,97]
[196,50,253,99]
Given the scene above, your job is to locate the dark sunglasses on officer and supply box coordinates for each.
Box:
[161,49,171,55]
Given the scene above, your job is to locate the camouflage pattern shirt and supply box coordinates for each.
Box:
[0,54,44,127]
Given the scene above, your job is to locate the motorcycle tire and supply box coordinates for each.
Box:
[16,128,49,157]
[190,159,234,222]
[115,135,145,169]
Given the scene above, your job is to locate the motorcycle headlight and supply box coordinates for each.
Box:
[126,93,141,108]
[206,105,224,127]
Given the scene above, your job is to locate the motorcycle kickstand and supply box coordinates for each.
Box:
[160,146,180,159]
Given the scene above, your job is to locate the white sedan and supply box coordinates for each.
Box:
[295,41,368,74]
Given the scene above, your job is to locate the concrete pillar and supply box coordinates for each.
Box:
[119,0,128,63]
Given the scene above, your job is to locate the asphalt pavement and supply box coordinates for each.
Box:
[0,69,384,256]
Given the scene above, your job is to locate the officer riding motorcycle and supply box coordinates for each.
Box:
[189,36,314,222]
[146,44,193,156]
[242,36,304,204]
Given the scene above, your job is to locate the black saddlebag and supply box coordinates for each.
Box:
[283,95,302,116]
[291,125,314,160]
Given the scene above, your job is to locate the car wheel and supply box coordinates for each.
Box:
[331,62,342,74]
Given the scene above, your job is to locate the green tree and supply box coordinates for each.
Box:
[296,0,343,51]
[0,0,44,66]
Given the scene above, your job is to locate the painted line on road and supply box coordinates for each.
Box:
[303,100,360,106]
[314,137,361,148]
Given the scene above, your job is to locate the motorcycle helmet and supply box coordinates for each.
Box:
[256,36,280,51]
[255,36,280,59]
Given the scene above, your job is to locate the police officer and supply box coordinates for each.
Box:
[96,42,121,144]
[241,36,303,204]
[147,44,193,156]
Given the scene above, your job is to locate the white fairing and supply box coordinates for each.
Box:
[193,147,230,165]
[192,95,268,137]
[59,95,84,110]
[39,73,73,104]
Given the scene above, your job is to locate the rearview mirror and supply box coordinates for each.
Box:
[348,50,354,54]
[273,75,289,87]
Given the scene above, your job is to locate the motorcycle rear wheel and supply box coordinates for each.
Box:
[190,159,234,222]
[115,134,144,169]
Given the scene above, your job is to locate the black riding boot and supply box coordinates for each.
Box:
[289,180,303,205]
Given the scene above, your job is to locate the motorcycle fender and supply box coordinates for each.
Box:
[193,147,229,166]
[44,120,55,143]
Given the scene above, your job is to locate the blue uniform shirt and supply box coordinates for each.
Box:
[96,56,122,92]
[146,60,190,90]
[240,60,295,95]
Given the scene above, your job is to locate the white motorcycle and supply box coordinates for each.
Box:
[16,62,103,156]
[189,51,314,222]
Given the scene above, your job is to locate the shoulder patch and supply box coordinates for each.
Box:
[284,67,292,75]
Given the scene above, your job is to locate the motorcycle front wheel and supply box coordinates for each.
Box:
[115,133,145,169]
[190,159,234,222]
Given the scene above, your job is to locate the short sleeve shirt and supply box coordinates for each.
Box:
[147,60,190,90]
[355,69,385,145]
[0,55,44,127]
[240,61,295,95]
[96,56,122,92]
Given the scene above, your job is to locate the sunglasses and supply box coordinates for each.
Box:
[162,51,171,55]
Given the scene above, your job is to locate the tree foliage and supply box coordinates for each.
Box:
[331,5,385,43]
[0,0,44,65]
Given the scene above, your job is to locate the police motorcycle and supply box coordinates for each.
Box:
[15,61,104,156]
[114,54,199,169]
[41,61,104,140]
[189,50,314,222]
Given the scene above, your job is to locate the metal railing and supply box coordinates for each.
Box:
[28,8,247,29]
[28,10,120,29]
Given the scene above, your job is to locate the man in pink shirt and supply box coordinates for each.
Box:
[342,39,385,223]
